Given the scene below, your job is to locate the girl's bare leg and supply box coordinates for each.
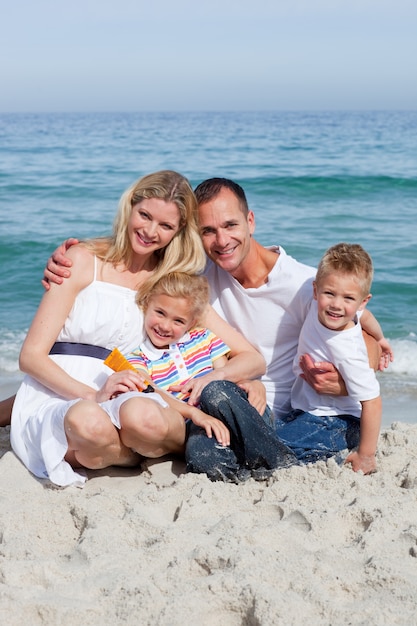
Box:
[0,395,14,427]
[118,397,186,458]
[64,400,140,469]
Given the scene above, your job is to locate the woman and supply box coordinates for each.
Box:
[10,171,265,487]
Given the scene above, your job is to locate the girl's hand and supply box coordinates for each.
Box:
[96,370,148,403]
[168,370,225,406]
[188,406,230,447]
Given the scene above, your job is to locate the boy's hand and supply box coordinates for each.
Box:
[378,337,394,371]
[345,450,376,475]
[42,238,79,290]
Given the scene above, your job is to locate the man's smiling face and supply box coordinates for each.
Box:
[197,187,255,275]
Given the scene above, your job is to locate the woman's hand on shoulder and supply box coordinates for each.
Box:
[42,237,79,290]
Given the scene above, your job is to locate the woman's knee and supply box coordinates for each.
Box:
[65,400,114,444]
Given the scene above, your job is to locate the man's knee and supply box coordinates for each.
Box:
[200,380,242,411]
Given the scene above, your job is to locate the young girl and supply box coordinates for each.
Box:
[125,272,297,482]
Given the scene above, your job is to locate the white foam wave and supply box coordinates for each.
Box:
[388,336,417,377]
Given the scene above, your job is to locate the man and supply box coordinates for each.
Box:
[195,178,354,418]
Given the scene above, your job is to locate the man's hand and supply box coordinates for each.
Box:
[299,353,347,396]
[41,238,79,290]
[237,379,267,415]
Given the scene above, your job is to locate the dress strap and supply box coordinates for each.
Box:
[93,255,98,281]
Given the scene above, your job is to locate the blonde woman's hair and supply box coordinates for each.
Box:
[316,242,374,296]
[84,170,206,298]
[138,272,210,326]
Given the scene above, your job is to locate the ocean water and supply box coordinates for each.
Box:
[1,111,416,425]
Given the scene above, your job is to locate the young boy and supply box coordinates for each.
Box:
[276,242,393,474]
[126,272,297,481]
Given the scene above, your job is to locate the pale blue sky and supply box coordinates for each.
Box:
[1,0,416,112]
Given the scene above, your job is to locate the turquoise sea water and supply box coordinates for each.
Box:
[1,111,416,424]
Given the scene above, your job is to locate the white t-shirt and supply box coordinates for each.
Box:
[291,300,380,418]
[204,246,316,418]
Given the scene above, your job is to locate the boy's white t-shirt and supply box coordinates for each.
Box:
[204,246,316,418]
[291,300,380,418]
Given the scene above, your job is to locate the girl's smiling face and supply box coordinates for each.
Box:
[144,293,196,349]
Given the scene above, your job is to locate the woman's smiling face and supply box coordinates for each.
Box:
[128,197,181,256]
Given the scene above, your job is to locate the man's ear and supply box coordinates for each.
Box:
[313,280,318,300]
[247,210,255,235]
[359,293,372,311]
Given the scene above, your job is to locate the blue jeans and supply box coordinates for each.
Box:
[185,381,297,482]
[275,409,360,463]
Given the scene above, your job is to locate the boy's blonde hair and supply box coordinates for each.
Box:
[138,272,210,326]
[316,242,374,296]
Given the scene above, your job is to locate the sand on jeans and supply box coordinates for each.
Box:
[0,421,417,626]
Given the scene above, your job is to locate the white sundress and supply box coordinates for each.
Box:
[10,258,166,487]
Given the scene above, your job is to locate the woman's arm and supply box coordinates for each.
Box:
[0,396,15,427]
[21,245,101,401]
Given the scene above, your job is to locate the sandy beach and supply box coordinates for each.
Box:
[1,416,417,625]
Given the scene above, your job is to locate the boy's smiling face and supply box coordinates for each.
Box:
[314,272,371,332]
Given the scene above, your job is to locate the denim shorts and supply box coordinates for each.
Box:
[275,409,360,463]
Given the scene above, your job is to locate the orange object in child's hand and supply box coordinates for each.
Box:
[104,348,154,392]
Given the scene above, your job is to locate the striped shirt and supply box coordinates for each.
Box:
[126,328,230,400]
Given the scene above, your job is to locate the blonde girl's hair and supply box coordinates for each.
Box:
[316,242,374,296]
[84,170,206,297]
[138,272,210,327]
